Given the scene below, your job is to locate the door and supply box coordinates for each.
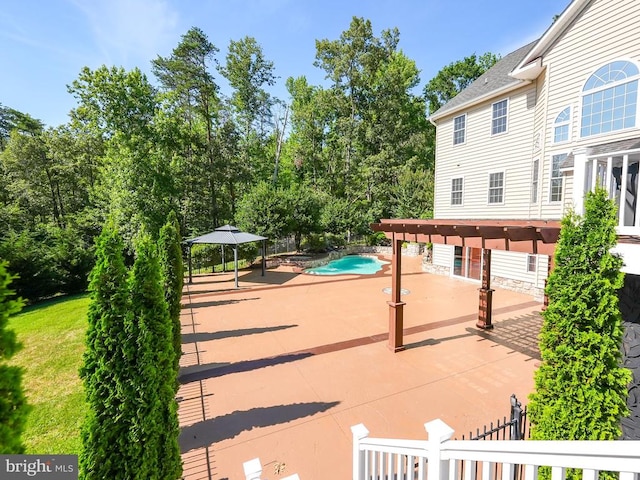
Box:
[453,246,482,281]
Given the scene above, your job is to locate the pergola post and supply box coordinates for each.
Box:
[222,245,226,273]
[261,239,266,276]
[188,243,193,284]
[388,237,406,352]
[477,248,494,329]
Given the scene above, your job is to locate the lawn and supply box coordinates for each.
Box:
[8,293,89,454]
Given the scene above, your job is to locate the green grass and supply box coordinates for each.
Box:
[8,293,89,454]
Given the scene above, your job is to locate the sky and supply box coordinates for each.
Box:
[1,0,570,128]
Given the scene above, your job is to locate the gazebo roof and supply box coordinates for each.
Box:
[185,225,267,246]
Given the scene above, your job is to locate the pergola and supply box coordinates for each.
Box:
[371,218,562,352]
[185,225,268,288]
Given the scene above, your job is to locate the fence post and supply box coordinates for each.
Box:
[425,419,455,480]
[243,457,262,480]
[510,394,523,440]
[351,423,370,480]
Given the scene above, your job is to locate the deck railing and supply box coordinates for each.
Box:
[352,419,640,480]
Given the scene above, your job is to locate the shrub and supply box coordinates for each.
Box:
[0,261,28,453]
[528,189,631,478]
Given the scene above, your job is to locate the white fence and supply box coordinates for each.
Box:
[352,419,640,480]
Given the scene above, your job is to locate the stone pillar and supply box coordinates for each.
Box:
[388,237,406,352]
[477,248,494,329]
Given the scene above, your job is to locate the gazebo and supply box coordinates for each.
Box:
[184,225,268,288]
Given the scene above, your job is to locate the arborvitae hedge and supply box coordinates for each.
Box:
[158,210,184,378]
[529,189,631,446]
[79,222,131,478]
[128,232,182,480]
[0,261,28,454]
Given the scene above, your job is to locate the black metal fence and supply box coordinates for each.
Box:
[456,394,530,480]
[461,394,529,441]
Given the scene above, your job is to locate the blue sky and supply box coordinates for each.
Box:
[1,0,568,127]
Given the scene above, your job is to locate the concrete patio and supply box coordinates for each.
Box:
[177,255,543,480]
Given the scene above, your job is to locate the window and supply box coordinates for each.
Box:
[527,254,537,273]
[488,172,504,204]
[531,159,539,203]
[492,99,508,135]
[554,107,571,143]
[581,60,639,137]
[451,177,463,205]
[453,114,466,144]
[550,154,566,202]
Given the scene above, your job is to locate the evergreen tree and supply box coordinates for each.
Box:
[158,210,184,377]
[79,221,131,478]
[529,189,631,449]
[128,232,182,480]
[0,261,28,454]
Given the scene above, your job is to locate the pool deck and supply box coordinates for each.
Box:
[178,254,543,480]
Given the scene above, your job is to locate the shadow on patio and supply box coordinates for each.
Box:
[181,324,298,344]
[179,401,341,452]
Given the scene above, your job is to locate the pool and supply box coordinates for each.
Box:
[305,255,387,275]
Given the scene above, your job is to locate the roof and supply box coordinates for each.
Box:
[513,0,591,78]
[185,225,267,245]
[429,41,537,121]
[587,137,640,157]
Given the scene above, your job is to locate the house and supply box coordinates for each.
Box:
[428,0,640,297]
[372,0,639,439]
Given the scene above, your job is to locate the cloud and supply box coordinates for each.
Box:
[70,0,180,66]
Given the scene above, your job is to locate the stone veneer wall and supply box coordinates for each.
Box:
[620,273,640,440]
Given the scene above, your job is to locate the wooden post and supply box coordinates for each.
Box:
[261,239,266,276]
[477,248,494,329]
[388,237,406,352]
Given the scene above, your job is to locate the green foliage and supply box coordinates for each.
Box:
[128,232,181,480]
[528,189,631,475]
[80,224,181,479]
[237,181,289,240]
[424,52,500,114]
[367,231,390,246]
[285,184,323,251]
[0,261,28,453]
[79,221,131,479]
[158,211,184,377]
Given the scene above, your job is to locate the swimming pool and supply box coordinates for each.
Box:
[305,255,387,275]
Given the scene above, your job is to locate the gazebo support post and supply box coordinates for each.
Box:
[188,243,193,284]
[261,240,266,276]
[222,245,226,273]
[234,245,239,289]
[388,237,406,352]
[477,248,494,329]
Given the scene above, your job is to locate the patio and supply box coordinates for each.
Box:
[177,255,543,480]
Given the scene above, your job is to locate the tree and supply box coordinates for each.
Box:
[128,232,181,479]
[152,27,223,230]
[0,261,28,454]
[285,184,323,251]
[528,189,631,451]
[158,211,184,377]
[236,181,289,240]
[79,221,130,479]
[423,52,500,115]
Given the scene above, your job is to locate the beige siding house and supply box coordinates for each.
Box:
[429,0,640,298]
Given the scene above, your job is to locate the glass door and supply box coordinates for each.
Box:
[453,246,482,281]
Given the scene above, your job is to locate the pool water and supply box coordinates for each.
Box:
[305,255,386,275]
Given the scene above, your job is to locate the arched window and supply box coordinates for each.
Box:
[581,61,639,137]
[554,107,571,143]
